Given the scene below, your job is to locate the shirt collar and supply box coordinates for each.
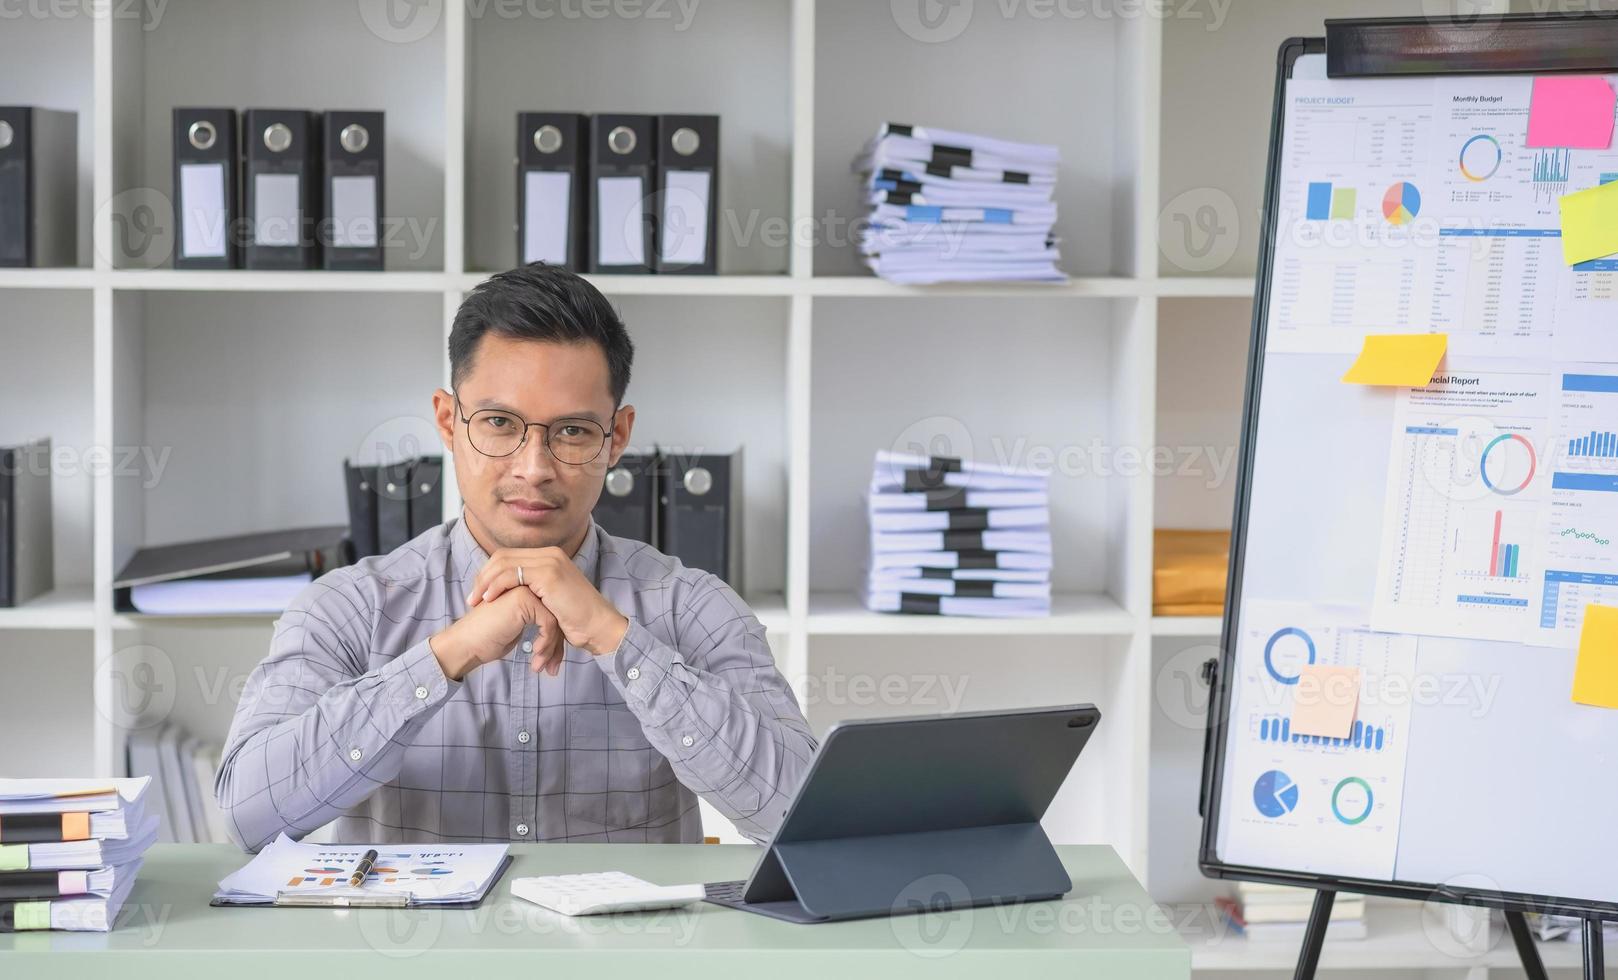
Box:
[449,512,603,587]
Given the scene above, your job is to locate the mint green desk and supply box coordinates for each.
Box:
[1,843,1189,979]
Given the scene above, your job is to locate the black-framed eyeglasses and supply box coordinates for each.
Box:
[453,394,613,465]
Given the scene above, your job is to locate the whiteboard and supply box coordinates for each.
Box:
[1203,45,1618,914]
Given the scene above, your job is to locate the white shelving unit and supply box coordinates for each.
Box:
[5,1,1581,974]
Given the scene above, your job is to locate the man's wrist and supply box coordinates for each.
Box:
[584,611,631,657]
[427,626,476,682]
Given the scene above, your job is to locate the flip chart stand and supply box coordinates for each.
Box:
[1288,890,1566,980]
[1231,16,1618,980]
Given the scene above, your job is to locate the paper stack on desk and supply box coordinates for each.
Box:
[214,833,511,907]
[851,124,1065,285]
[863,451,1053,617]
[0,777,159,932]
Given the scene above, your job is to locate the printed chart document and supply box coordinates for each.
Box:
[213,834,510,906]
[1371,367,1552,640]
[1264,73,1618,364]
[1217,601,1418,881]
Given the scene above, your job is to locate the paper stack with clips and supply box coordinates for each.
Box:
[863,451,1053,617]
[852,123,1064,284]
[0,777,159,932]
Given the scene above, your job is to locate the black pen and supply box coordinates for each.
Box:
[348,848,379,888]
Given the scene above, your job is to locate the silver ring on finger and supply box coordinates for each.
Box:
[517,565,525,587]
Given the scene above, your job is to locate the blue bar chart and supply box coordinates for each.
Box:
[1256,715,1388,752]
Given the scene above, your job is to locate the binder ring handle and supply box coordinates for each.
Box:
[607,125,637,155]
[339,124,370,154]
[0,120,14,151]
[670,127,700,156]
[533,124,563,154]
[263,122,293,153]
[188,120,217,151]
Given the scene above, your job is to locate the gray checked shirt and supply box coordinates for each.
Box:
[215,516,816,850]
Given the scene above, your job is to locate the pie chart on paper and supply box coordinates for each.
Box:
[1253,769,1300,818]
[1382,181,1422,225]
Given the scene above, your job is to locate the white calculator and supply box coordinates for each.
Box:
[510,871,706,916]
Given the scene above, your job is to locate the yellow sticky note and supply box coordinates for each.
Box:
[1341,333,1447,386]
[1561,180,1618,266]
[1572,604,1618,709]
[1291,665,1361,739]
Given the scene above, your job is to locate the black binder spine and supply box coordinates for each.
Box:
[586,113,656,274]
[375,461,414,553]
[343,461,380,560]
[0,445,12,607]
[653,114,718,275]
[592,450,660,544]
[172,108,240,269]
[517,112,589,270]
[322,110,384,271]
[659,449,742,591]
[0,813,66,844]
[243,109,321,270]
[0,107,75,268]
[407,456,444,538]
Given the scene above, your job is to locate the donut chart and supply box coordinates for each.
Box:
[1459,134,1502,182]
[1263,626,1317,686]
[1382,181,1421,225]
[1480,432,1536,495]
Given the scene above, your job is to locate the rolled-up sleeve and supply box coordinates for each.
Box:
[594,574,816,843]
[214,573,460,851]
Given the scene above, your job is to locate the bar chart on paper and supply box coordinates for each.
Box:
[1219,602,1418,880]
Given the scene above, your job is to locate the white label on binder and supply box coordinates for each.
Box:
[179,162,228,259]
[330,175,378,248]
[659,170,710,266]
[254,173,301,247]
[523,170,571,265]
[596,175,645,267]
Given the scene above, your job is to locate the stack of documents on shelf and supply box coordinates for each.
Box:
[851,123,1064,284]
[0,777,158,932]
[214,834,512,908]
[863,451,1052,617]
[125,722,230,844]
[1216,883,1367,941]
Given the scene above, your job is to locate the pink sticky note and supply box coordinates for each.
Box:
[1527,76,1616,149]
[1291,665,1361,740]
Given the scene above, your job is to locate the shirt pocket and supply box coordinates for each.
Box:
[565,706,670,833]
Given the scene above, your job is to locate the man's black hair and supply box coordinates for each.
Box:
[449,262,634,405]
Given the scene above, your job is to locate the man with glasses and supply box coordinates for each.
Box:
[216,264,815,850]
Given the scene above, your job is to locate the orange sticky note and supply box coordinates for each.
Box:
[1291,665,1361,739]
[1527,76,1616,150]
[1341,333,1446,386]
[1572,604,1618,709]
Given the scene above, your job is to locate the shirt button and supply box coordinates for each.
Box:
[516,824,530,837]
[517,730,531,744]
[349,748,363,762]
[626,667,641,681]
[414,685,429,700]
[521,641,533,653]
[681,735,695,748]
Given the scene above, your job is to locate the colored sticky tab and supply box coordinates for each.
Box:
[1527,76,1616,150]
[1560,180,1618,266]
[14,901,51,931]
[1341,333,1447,386]
[1573,604,1618,708]
[0,843,27,871]
[1291,665,1361,739]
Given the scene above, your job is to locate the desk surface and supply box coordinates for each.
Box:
[1,843,1189,979]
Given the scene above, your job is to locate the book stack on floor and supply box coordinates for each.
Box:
[0,778,159,933]
[851,123,1063,285]
[863,451,1052,618]
[1216,883,1368,941]
[125,723,231,844]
